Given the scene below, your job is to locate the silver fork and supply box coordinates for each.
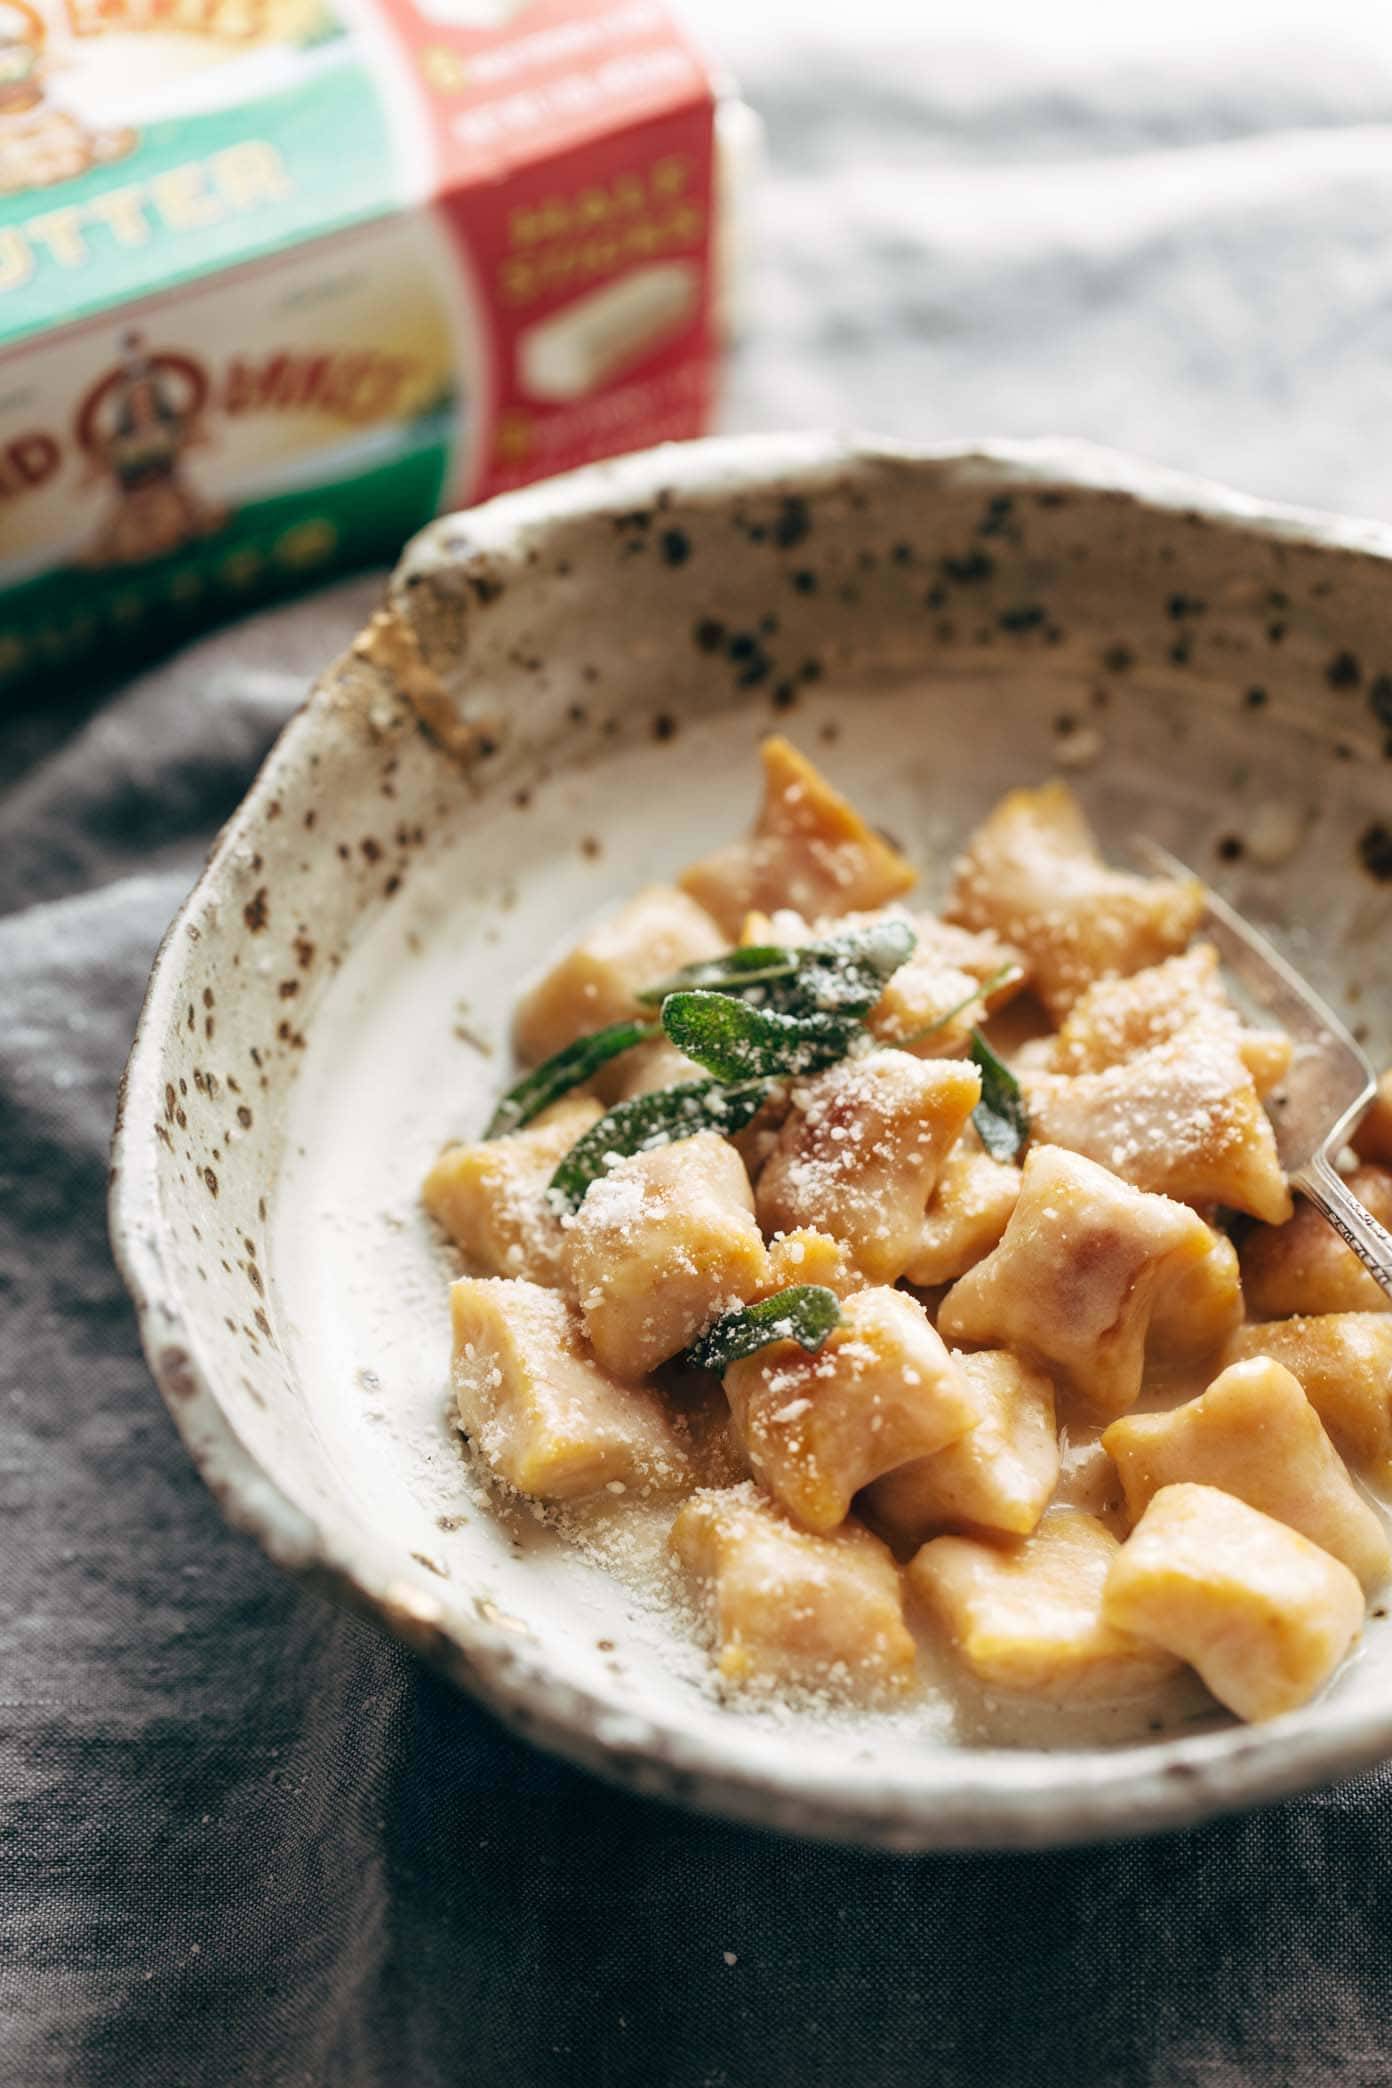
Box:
[1137,840,1392,1301]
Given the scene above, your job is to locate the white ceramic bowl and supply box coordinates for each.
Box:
[111,434,1392,1850]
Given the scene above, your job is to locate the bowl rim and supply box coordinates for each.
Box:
[110,430,1392,1851]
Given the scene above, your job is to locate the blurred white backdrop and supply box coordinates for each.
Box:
[698,0,1392,70]
[690,0,1392,518]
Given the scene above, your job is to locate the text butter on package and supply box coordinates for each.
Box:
[0,0,739,691]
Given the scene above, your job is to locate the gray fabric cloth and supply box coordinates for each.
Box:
[7,18,1392,2084]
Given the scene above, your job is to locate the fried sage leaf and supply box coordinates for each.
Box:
[661,990,858,1082]
[784,916,917,1019]
[685,1285,843,1374]
[635,944,802,1002]
[484,1018,656,1140]
[639,916,916,1021]
[969,1028,1030,1162]
[547,1077,772,1211]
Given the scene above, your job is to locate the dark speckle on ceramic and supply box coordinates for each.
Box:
[157,1345,197,1399]
[772,495,811,549]
[941,548,994,585]
[111,435,1392,1854]
[1358,822,1392,882]
[1369,676,1392,742]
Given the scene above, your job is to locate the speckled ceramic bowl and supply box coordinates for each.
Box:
[111,434,1392,1850]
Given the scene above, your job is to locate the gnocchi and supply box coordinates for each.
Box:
[1102,1484,1364,1723]
[908,1509,1181,1703]
[862,1347,1058,1550]
[565,1131,770,1380]
[680,733,915,935]
[754,1050,981,1283]
[449,1277,686,1500]
[422,742,1388,1733]
[945,781,1204,1018]
[723,1284,976,1532]
[672,1484,917,1697]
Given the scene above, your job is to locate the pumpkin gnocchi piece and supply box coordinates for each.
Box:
[739,909,778,943]
[1023,1026,1292,1224]
[671,1484,918,1698]
[604,1034,705,1103]
[513,883,723,1066]
[902,1134,1022,1288]
[1242,1029,1298,1100]
[565,1131,769,1380]
[938,1146,1218,1416]
[1240,1167,1392,1319]
[1147,1224,1244,1361]
[1353,1070,1392,1166]
[863,1349,1059,1551]
[1102,1483,1364,1722]
[762,1227,866,1299]
[755,1049,981,1283]
[1223,1315,1392,1486]
[1049,944,1292,1096]
[450,1276,685,1501]
[909,1510,1181,1702]
[423,1095,602,1288]
[1102,1357,1390,1590]
[865,911,1026,1057]
[944,781,1204,1018]
[679,734,916,936]
[723,1286,977,1533]
[738,904,811,947]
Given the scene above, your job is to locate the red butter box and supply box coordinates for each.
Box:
[0,0,735,691]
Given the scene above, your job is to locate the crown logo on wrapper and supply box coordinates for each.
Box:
[74,331,225,567]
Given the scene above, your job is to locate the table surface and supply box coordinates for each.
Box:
[7,14,1392,2085]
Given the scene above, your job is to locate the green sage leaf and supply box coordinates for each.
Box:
[685,1285,843,1374]
[661,990,859,1082]
[784,916,917,1019]
[636,944,802,1003]
[547,1077,772,1211]
[969,1028,1030,1162]
[484,1018,657,1140]
[639,916,916,1021]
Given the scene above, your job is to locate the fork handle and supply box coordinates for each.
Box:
[1294,1150,1392,1305]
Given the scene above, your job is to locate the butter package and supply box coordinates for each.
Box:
[0,0,730,693]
